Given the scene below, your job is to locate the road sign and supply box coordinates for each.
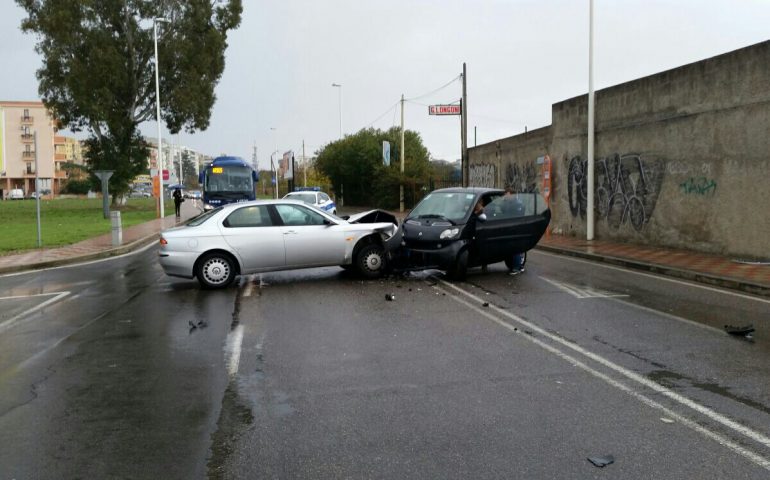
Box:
[382,141,391,166]
[428,104,461,116]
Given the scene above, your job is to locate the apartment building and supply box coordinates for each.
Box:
[0,101,57,199]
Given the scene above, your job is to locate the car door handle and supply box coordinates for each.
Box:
[284,230,298,235]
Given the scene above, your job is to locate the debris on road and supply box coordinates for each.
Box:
[385,293,395,301]
[587,455,615,468]
[660,418,675,424]
[724,324,755,336]
[482,302,489,307]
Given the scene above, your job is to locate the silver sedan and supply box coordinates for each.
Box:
[158,199,399,288]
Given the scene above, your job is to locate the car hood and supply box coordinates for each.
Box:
[346,209,398,226]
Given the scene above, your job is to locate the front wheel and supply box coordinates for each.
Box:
[447,249,468,281]
[196,253,236,289]
[355,244,386,279]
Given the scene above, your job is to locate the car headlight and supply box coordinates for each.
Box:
[440,227,460,239]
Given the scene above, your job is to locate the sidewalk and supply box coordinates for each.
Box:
[2,202,768,298]
[537,234,770,297]
[0,200,202,275]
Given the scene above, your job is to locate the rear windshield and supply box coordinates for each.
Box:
[185,207,222,226]
[286,193,316,204]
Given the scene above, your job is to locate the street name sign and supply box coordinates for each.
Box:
[428,104,461,116]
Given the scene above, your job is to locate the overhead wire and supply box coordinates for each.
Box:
[405,74,461,101]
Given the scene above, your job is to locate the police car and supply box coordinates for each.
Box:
[283,188,337,215]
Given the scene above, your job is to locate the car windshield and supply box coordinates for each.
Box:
[286,193,316,204]
[408,192,477,222]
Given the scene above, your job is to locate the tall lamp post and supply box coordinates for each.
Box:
[331,83,342,139]
[154,17,169,219]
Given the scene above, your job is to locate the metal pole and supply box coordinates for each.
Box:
[332,83,342,139]
[303,139,307,187]
[460,62,470,187]
[587,0,595,240]
[154,18,166,219]
[400,94,405,212]
[34,132,41,247]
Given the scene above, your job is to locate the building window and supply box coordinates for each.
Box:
[25,144,31,153]
[26,163,33,174]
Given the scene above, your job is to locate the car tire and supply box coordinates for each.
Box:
[196,252,236,289]
[355,243,386,279]
[504,251,527,270]
[447,249,468,281]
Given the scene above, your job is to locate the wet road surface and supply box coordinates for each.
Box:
[1,246,769,478]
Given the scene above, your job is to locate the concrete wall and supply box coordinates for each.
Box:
[469,40,770,259]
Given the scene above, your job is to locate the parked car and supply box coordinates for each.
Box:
[28,191,43,199]
[184,190,202,200]
[396,187,551,279]
[9,189,24,200]
[129,189,152,198]
[283,190,337,215]
[158,199,400,288]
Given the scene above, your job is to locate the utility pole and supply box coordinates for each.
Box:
[461,62,468,187]
[400,94,405,212]
[302,139,307,187]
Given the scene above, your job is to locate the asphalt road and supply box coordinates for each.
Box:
[1,246,769,479]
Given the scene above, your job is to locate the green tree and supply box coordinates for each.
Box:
[315,127,431,208]
[17,0,242,204]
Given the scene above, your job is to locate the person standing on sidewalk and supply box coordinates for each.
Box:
[172,188,183,218]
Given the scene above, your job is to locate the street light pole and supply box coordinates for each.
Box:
[586,0,595,240]
[332,83,342,139]
[154,17,169,219]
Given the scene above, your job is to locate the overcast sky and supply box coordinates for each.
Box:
[2,1,769,170]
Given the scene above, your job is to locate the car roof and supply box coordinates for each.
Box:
[429,187,503,195]
[218,198,317,210]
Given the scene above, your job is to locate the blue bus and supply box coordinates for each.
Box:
[198,156,259,210]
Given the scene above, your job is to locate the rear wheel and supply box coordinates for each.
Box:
[447,249,469,281]
[196,253,236,289]
[355,244,386,278]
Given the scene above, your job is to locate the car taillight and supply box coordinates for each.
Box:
[159,237,168,246]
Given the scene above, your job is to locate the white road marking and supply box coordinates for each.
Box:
[0,291,70,334]
[437,278,770,471]
[609,296,724,334]
[0,240,158,278]
[225,324,245,379]
[534,249,770,305]
[541,276,629,299]
[242,275,257,297]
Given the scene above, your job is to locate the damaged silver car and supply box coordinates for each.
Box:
[158,199,400,288]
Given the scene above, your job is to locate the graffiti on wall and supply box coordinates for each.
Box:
[567,153,664,232]
[505,162,538,193]
[679,177,717,196]
[469,163,495,187]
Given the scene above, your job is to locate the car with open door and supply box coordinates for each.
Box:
[397,187,551,279]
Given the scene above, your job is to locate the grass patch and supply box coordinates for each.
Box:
[0,197,173,253]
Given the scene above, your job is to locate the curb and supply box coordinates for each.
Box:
[536,244,770,298]
[0,233,161,275]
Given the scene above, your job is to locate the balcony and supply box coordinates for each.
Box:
[21,115,34,123]
[22,151,36,159]
[21,133,34,143]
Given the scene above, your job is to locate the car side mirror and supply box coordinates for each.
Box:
[324,218,333,226]
[477,213,487,222]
